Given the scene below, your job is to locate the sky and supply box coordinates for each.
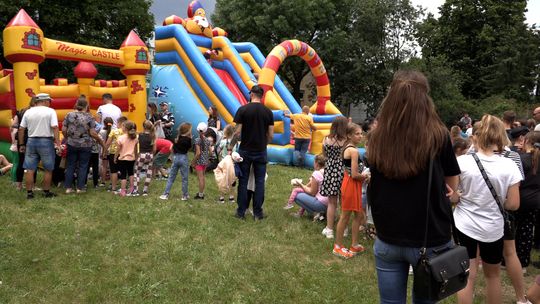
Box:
[150,0,538,26]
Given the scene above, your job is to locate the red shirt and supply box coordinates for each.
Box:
[155,138,173,154]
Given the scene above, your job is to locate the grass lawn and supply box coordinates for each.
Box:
[0,164,538,303]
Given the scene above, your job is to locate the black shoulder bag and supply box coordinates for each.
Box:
[471,153,513,235]
[413,159,470,301]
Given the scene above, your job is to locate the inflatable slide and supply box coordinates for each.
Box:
[150,1,343,166]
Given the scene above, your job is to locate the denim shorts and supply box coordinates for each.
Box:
[24,137,55,171]
[153,152,170,168]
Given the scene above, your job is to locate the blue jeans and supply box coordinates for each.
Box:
[24,137,55,171]
[163,153,188,196]
[293,138,310,167]
[237,149,267,218]
[374,238,453,304]
[64,145,92,189]
[294,193,327,213]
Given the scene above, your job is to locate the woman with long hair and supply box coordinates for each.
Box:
[367,70,461,303]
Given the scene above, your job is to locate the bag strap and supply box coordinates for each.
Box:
[421,158,434,255]
[471,153,508,222]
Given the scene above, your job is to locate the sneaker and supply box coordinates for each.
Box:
[43,191,57,198]
[194,193,204,200]
[142,191,148,197]
[283,203,295,210]
[350,244,365,255]
[291,211,303,218]
[181,195,189,201]
[98,183,106,187]
[517,299,532,304]
[218,197,225,204]
[27,191,34,199]
[159,194,169,200]
[333,244,353,259]
[76,189,86,194]
[113,190,121,195]
[322,227,334,239]
[130,191,140,197]
[65,188,74,194]
[228,196,235,203]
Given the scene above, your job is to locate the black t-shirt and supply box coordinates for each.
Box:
[173,136,192,154]
[233,102,274,152]
[518,152,540,210]
[368,136,461,247]
[138,133,154,153]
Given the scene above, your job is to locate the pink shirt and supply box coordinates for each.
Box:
[117,134,138,161]
[313,169,329,205]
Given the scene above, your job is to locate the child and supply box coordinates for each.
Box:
[333,123,368,259]
[153,138,173,179]
[287,154,328,218]
[105,116,127,193]
[115,120,138,197]
[217,124,236,160]
[99,117,114,186]
[319,116,349,239]
[452,137,470,157]
[132,120,156,196]
[87,118,102,188]
[160,123,192,200]
[191,122,210,199]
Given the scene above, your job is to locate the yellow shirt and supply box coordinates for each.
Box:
[108,128,124,154]
[291,113,315,139]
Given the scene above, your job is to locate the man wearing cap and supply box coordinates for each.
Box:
[96,93,122,128]
[231,85,274,220]
[18,93,60,199]
[159,102,175,141]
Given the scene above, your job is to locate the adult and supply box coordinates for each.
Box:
[517,132,540,269]
[454,115,521,304]
[159,102,175,141]
[62,98,104,193]
[503,110,517,138]
[533,107,540,131]
[96,93,122,128]
[459,112,472,127]
[231,85,274,220]
[207,106,221,130]
[284,106,317,167]
[147,103,160,124]
[367,70,460,303]
[18,93,61,199]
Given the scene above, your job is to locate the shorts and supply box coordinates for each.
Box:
[195,164,206,171]
[24,137,55,171]
[108,154,119,174]
[117,160,135,180]
[153,152,170,168]
[456,228,503,264]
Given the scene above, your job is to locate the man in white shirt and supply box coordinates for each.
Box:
[96,93,122,128]
[18,93,60,199]
[533,107,540,131]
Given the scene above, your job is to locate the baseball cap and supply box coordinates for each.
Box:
[197,122,207,133]
[510,126,529,139]
[35,93,52,102]
[159,101,168,106]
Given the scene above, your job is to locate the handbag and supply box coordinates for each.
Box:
[471,153,513,235]
[413,158,470,301]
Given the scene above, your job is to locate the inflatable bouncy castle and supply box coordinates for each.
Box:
[151,1,343,166]
[0,9,150,159]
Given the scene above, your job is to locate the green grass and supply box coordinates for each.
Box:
[0,164,537,303]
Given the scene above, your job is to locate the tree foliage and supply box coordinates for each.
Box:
[0,0,154,82]
[417,0,540,102]
[213,0,421,115]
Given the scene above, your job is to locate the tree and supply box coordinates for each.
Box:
[0,0,154,82]
[212,0,422,115]
[417,0,540,102]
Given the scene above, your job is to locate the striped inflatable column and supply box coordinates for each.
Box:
[258,40,334,115]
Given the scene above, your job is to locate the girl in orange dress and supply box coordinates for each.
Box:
[333,123,369,259]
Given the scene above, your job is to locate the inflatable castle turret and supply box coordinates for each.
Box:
[3,9,44,110]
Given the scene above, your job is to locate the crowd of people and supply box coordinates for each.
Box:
[3,73,540,303]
